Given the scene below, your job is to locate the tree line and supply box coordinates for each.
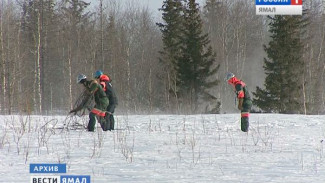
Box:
[0,0,324,115]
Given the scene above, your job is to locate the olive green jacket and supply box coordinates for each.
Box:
[83,80,109,111]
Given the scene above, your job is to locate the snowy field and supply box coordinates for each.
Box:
[0,114,324,183]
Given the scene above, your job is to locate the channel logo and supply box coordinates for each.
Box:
[256,0,302,5]
[30,164,66,174]
[256,0,303,15]
[29,164,91,183]
[30,175,90,183]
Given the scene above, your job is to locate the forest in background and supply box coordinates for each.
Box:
[0,0,325,115]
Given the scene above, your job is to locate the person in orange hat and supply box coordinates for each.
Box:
[225,72,252,132]
[94,70,118,131]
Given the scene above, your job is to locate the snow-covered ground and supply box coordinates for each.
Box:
[0,114,324,183]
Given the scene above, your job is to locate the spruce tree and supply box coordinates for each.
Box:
[177,0,219,112]
[253,15,305,113]
[157,0,183,67]
[157,0,184,112]
[157,0,219,113]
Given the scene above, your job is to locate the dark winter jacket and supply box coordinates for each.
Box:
[99,74,118,112]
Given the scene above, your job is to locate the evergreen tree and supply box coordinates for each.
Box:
[177,0,219,112]
[253,15,305,113]
[157,0,183,68]
[157,0,184,112]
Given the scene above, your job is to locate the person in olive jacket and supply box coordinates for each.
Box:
[70,74,109,131]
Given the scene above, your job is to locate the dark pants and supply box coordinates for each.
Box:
[241,100,252,132]
[88,112,96,131]
[105,114,115,130]
[241,116,249,132]
[88,112,110,131]
[100,116,110,131]
[107,104,116,114]
[105,104,116,130]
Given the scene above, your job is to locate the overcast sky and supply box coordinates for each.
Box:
[144,0,206,11]
[86,0,206,19]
